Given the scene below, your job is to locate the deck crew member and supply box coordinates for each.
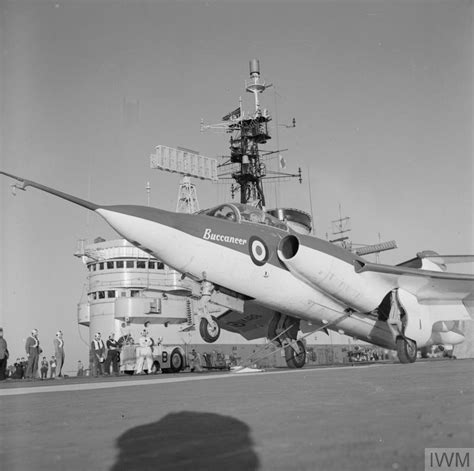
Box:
[50,356,57,378]
[189,349,202,373]
[104,333,120,376]
[54,330,65,377]
[12,358,22,379]
[25,329,42,379]
[135,330,154,375]
[91,333,106,377]
[0,328,9,380]
[40,357,49,380]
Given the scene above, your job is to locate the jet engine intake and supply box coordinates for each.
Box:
[278,235,300,260]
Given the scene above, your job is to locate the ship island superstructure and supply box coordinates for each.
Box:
[75,238,255,346]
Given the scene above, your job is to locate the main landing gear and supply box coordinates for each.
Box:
[285,339,306,368]
[384,290,418,364]
[396,336,417,364]
[269,314,306,369]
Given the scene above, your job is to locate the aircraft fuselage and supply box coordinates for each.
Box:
[98,205,396,349]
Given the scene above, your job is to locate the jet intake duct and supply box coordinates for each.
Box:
[278,235,300,260]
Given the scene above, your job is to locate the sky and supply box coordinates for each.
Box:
[1,0,472,373]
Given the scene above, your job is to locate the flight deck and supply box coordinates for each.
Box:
[1,359,472,471]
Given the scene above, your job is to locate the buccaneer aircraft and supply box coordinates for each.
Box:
[2,171,473,367]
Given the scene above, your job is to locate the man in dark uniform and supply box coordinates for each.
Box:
[25,329,42,379]
[104,333,120,376]
[13,358,23,379]
[20,357,27,379]
[91,332,105,377]
[0,328,9,380]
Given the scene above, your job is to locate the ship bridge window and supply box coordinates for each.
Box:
[126,261,134,269]
[91,292,97,300]
[116,261,124,269]
[131,290,140,297]
[148,261,156,269]
[107,261,114,270]
[99,263,104,270]
[98,291,105,299]
[92,264,97,271]
[137,261,146,269]
[107,290,116,298]
[157,262,165,270]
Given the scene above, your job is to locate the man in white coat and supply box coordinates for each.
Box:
[135,330,154,375]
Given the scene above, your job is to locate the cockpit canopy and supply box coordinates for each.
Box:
[198,203,288,231]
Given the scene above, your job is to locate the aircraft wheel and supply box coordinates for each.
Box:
[285,340,306,368]
[396,337,417,364]
[169,348,184,373]
[200,316,220,343]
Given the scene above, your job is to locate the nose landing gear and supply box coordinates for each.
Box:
[199,315,221,343]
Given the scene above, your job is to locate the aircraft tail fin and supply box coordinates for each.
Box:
[1,171,99,211]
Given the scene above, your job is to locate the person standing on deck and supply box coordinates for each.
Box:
[25,329,42,379]
[91,333,106,377]
[0,328,9,380]
[53,331,65,378]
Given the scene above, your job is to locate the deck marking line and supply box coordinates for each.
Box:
[0,364,380,396]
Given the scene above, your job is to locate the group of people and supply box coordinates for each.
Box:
[90,330,163,377]
[90,332,121,377]
[24,329,65,379]
[0,326,213,382]
[0,328,66,380]
[89,329,174,377]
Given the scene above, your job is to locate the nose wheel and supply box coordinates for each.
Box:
[199,315,221,343]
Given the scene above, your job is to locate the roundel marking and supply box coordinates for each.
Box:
[249,236,269,266]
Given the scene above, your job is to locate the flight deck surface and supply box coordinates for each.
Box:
[1,360,473,471]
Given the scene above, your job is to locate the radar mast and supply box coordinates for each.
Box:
[202,59,302,209]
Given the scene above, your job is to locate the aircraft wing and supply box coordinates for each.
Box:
[354,260,474,306]
[0,171,99,211]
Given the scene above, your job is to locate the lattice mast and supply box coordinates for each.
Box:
[231,59,272,207]
[176,176,199,213]
[202,59,301,210]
